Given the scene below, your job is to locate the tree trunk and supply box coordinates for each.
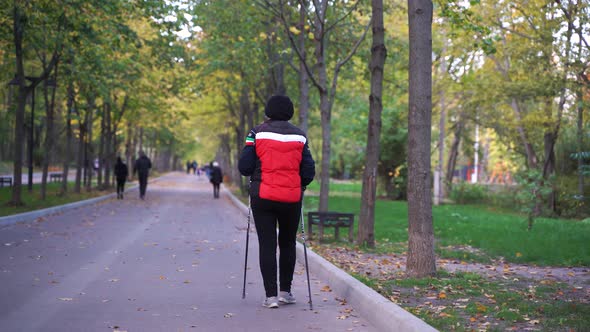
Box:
[434,32,447,205]
[358,0,386,248]
[98,103,106,188]
[406,0,436,278]
[104,102,112,188]
[85,99,94,191]
[298,1,310,133]
[445,114,464,192]
[61,77,74,195]
[40,70,58,200]
[315,2,331,212]
[10,4,28,206]
[481,134,491,182]
[577,89,585,198]
[126,122,133,178]
[139,127,144,153]
[511,99,538,169]
[74,112,86,194]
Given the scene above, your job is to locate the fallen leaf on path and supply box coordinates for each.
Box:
[58,297,73,301]
[224,313,234,318]
[321,285,332,292]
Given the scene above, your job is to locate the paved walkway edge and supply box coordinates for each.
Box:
[0,177,162,228]
[225,187,438,332]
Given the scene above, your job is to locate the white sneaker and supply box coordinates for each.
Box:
[278,291,296,304]
[262,296,279,308]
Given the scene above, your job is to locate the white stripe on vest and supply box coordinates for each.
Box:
[256,132,306,144]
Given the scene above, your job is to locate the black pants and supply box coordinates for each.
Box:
[212,183,220,198]
[116,179,126,196]
[251,196,301,297]
[138,174,148,198]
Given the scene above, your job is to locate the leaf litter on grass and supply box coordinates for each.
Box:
[314,243,590,331]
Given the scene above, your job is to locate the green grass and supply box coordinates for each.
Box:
[0,182,113,217]
[302,194,590,267]
[306,180,363,194]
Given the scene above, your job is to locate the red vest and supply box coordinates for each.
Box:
[255,132,306,203]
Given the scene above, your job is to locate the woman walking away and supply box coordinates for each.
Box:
[210,161,223,198]
[238,95,315,309]
[114,157,128,199]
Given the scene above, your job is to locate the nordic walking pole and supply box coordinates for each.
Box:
[300,194,313,310]
[242,196,252,299]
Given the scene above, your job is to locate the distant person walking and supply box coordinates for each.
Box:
[209,161,223,199]
[114,157,129,199]
[133,151,152,200]
[192,160,198,175]
[238,95,315,309]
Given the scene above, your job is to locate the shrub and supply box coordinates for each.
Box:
[449,182,489,204]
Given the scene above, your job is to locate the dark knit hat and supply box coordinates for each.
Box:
[264,95,294,121]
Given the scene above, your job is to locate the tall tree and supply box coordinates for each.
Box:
[406,0,436,277]
[270,0,371,211]
[10,1,61,205]
[358,0,386,247]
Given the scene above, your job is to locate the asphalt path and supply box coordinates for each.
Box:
[0,172,377,331]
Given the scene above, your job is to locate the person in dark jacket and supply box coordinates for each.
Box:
[238,95,315,309]
[209,161,223,198]
[133,151,152,200]
[114,157,129,199]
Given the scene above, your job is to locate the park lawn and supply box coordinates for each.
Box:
[303,190,590,267]
[305,182,590,331]
[0,182,114,217]
[354,270,590,331]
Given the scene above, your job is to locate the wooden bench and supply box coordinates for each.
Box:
[0,176,12,187]
[307,212,355,242]
[49,173,62,183]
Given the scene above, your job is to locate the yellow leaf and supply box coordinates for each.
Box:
[308,32,314,40]
[259,32,267,39]
[516,252,522,257]
[476,302,488,313]
[321,285,332,292]
[289,26,301,35]
[438,292,447,299]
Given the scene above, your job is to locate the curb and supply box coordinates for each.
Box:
[0,177,162,228]
[224,187,438,332]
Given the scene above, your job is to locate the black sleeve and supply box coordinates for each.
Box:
[300,142,315,186]
[238,129,257,176]
[238,146,256,176]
